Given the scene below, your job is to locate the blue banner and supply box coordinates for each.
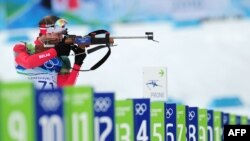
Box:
[94,92,115,141]
[188,107,198,141]
[166,103,177,141]
[133,98,151,141]
[35,88,64,141]
[208,110,214,141]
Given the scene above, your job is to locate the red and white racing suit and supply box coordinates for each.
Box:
[13,39,81,89]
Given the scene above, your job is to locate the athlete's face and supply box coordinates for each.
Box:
[44,32,63,42]
[39,32,64,46]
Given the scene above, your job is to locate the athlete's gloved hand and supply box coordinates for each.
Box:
[54,42,71,56]
[72,46,86,66]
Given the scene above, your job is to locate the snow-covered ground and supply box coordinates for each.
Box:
[1,19,250,116]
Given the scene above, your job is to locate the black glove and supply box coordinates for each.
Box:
[54,42,71,56]
[72,46,86,66]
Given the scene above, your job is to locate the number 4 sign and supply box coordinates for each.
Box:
[134,99,151,141]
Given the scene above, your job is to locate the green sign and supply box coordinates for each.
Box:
[229,114,236,125]
[241,116,248,125]
[0,82,35,141]
[198,108,208,141]
[213,111,222,141]
[115,99,134,141]
[64,85,94,141]
[150,101,165,141]
[177,105,187,141]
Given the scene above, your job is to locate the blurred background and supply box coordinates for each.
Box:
[1,0,250,117]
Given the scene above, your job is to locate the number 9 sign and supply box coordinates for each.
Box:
[0,82,35,141]
[8,111,27,141]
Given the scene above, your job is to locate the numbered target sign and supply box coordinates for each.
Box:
[213,111,222,141]
[94,93,115,141]
[166,103,187,141]
[150,101,166,141]
[198,109,208,141]
[188,107,198,141]
[207,110,214,141]
[35,88,64,141]
[236,115,241,125]
[177,105,187,141]
[222,112,229,141]
[240,116,248,125]
[115,99,134,141]
[0,82,35,141]
[222,113,230,125]
[229,114,236,125]
[64,86,94,141]
[133,98,151,141]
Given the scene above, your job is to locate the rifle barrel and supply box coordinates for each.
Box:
[110,36,150,39]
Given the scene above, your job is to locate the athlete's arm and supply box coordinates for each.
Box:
[14,43,57,68]
[57,64,81,87]
[57,45,85,87]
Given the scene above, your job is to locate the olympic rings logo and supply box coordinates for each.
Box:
[39,92,61,112]
[44,59,59,69]
[189,111,196,121]
[165,108,173,118]
[135,103,147,116]
[94,97,112,112]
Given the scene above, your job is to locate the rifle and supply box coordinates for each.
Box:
[62,29,158,71]
[64,29,158,48]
